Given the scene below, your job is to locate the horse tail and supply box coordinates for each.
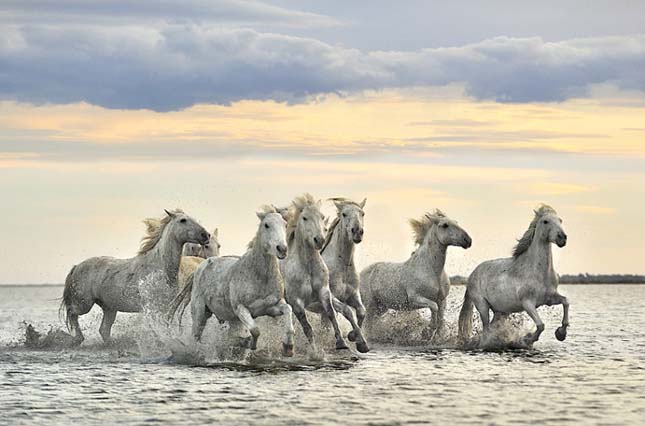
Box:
[458,289,474,340]
[167,272,194,325]
[59,265,77,331]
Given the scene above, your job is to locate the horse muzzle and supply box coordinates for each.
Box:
[462,236,473,249]
[556,233,567,247]
[276,244,288,259]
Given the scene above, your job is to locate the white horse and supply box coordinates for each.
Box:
[280,194,369,353]
[182,228,221,258]
[170,206,295,356]
[321,197,370,348]
[61,209,210,344]
[143,220,222,289]
[361,210,472,338]
[458,204,569,346]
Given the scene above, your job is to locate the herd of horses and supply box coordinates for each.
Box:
[60,195,570,356]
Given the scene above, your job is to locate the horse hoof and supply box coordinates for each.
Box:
[347,330,357,342]
[356,341,370,353]
[335,340,349,351]
[282,343,294,357]
[555,327,567,341]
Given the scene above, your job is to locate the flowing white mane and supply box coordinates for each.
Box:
[408,209,446,246]
[139,209,184,255]
[512,204,558,258]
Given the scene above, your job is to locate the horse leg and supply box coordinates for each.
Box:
[472,297,491,335]
[67,311,85,345]
[99,308,117,344]
[266,299,295,357]
[191,301,210,342]
[235,304,260,350]
[432,297,447,337]
[408,294,439,340]
[319,287,349,350]
[346,291,367,331]
[551,293,569,341]
[332,297,370,353]
[293,299,317,350]
[521,300,545,345]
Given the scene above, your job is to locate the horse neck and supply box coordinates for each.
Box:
[247,237,280,282]
[327,223,355,268]
[143,227,183,286]
[294,228,324,273]
[408,228,447,276]
[518,234,554,277]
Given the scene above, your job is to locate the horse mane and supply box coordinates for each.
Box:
[286,193,318,247]
[321,197,363,253]
[247,205,278,250]
[512,204,558,258]
[139,209,184,255]
[408,209,446,246]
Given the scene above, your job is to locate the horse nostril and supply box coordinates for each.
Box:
[203,232,210,240]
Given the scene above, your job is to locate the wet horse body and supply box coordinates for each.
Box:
[459,205,569,346]
[61,209,210,344]
[361,210,471,337]
[279,194,368,352]
[171,206,295,355]
[321,198,370,349]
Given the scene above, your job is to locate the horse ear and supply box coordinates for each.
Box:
[256,211,266,221]
[359,198,367,209]
[164,209,175,218]
[333,199,344,211]
[213,228,218,237]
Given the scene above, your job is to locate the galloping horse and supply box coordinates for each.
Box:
[61,209,210,344]
[321,198,370,348]
[280,194,369,352]
[458,204,569,346]
[182,228,220,258]
[361,210,472,339]
[169,206,295,356]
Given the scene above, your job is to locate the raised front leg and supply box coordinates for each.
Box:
[521,300,545,345]
[319,287,349,350]
[99,308,117,344]
[550,293,570,341]
[408,293,440,340]
[332,297,370,353]
[235,304,260,350]
[266,299,295,357]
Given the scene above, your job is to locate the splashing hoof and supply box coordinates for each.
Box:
[335,339,349,351]
[555,326,567,341]
[282,343,294,357]
[347,330,357,342]
[356,341,370,353]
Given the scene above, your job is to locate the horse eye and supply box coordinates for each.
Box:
[264,223,269,229]
[217,244,222,249]
[543,220,548,225]
[303,217,308,221]
[441,223,449,229]
[180,218,187,223]
[342,213,347,218]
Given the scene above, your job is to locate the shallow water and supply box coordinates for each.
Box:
[1,284,644,425]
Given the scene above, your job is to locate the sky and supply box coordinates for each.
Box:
[1,1,644,283]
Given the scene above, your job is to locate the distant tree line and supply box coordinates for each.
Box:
[450,274,645,285]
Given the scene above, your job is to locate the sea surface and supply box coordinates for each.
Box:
[0,284,643,425]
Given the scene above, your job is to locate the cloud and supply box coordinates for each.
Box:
[0,0,341,28]
[1,17,645,111]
